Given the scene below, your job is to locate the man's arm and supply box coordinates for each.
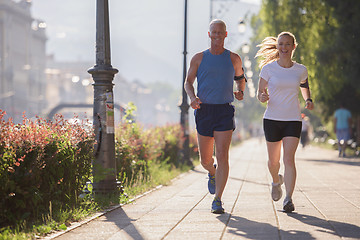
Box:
[184,53,202,109]
[348,112,352,135]
[230,52,245,101]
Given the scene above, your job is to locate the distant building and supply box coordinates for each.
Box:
[0,0,179,127]
[0,0,47,122]
[44,55,179,127]
[45,55,94,120]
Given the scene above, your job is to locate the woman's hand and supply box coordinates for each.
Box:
[258,90,269,103]
[305,100,314,110]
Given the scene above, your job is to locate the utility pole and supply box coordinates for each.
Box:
[88,0,119,194]
[179,0,192,166]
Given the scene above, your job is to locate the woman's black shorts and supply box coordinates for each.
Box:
[263,118,302,142]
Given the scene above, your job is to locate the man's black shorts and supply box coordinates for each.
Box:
[194,103,235,137]
[263,118,302,142]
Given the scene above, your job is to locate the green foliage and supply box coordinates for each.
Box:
[0,110,94,228]
[253,0,360,122]
[123,102,137,124]
[115,122,198,187]
[0,106,199,238]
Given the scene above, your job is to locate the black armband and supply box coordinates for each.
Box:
[234,74,247,82]
[234,67,247,82]
[300,78,309,89]
[234,74,244,80]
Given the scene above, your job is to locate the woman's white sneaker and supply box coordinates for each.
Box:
[271,174,283,201]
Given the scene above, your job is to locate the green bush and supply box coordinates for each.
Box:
[115,122,198,187]
[0,107,199,233]
[0,110,94,227]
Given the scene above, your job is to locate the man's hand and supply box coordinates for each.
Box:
[190,97,202,109]
[234,90,244,101]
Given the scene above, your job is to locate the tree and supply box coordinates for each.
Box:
[252,0,360,123]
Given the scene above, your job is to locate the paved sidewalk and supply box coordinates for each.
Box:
[50,139,360,240]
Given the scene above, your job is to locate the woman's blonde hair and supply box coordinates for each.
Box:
[255,32,298,68]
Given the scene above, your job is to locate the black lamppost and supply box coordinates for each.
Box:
[88,0,119,194]
[179,0,192,165]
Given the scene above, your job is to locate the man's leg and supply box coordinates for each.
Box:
[213,130,233,199]
[336,130,343,156]
[197,133,216,176]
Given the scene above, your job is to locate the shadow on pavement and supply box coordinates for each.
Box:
[192,168,270,187]
[218,214,316,239]
[104,207,145,240]
[288,212,360,239]
[228,176,269,187]
[298,158,360,167]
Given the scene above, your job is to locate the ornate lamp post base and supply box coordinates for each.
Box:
[89,0,123,195]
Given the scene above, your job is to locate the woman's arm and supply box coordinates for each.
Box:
[257,77,269,103]
[300,78,314,110]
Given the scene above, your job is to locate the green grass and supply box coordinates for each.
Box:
[123,160,197,199]
[0,159,198,239]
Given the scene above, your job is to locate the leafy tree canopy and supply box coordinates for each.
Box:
[252,0,360,121]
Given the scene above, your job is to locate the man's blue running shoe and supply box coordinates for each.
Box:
[208,164,216,194]
[211,196,224,214]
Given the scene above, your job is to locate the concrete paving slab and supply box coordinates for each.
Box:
[48,139,360,240]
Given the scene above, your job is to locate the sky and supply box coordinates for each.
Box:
[31,0,261,87]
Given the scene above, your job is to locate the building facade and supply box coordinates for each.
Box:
[0,0,46,122]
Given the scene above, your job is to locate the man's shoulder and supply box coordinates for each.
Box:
[229,51,240,58]
[229,51,241,63]
[335,108,351,116]
[191,51,204,64]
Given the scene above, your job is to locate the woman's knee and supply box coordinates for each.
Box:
[283,157,296,167]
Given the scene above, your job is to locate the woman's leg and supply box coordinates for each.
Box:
[282,136,300,199]
[266,140,282,183]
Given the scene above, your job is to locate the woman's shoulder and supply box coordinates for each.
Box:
[293,62,307,70]
[262,61,277,70]
[267,61,278,66]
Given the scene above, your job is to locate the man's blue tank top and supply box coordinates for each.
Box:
[196,49,235,104]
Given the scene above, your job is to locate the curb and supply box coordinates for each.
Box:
[40,170,194,239]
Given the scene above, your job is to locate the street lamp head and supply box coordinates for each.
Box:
[244,58,252,69]
[242,43,250,54]
[238,19,246,33]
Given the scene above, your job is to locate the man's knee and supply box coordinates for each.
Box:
[201,157,214,168]
[268,159,280,167]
